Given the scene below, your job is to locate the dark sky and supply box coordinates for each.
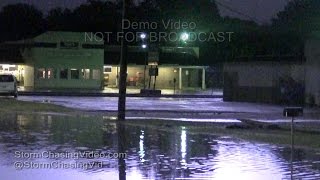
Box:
[217,0,291,24]
[0,0,290,24]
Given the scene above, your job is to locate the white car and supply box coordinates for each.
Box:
[0,74,18,98]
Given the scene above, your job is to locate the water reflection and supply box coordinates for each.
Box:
[139,130,145,163]
[181,127,187,167]
[0,114,319,180]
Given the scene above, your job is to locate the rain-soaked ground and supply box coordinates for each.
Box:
[18,96,282,113]
[0,114,320,180]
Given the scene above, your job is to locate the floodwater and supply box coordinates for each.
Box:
[0,114,320,180]
[18,96,281,113]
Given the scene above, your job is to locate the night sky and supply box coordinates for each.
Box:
[0,0,291,24]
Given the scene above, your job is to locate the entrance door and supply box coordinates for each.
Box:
[104,74,109,86]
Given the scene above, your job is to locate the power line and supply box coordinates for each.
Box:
[215,0,264,24]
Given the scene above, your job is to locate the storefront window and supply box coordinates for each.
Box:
[82,69,90,79]
[92,69,101,80]
[60,69,68,79]
[47,68,56,79]
[37,68,46,79]
[71,69,80,79]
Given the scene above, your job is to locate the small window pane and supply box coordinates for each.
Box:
[82,69,90,79]
[60,69,68,79]
[71,69,80,79]
[92,69,101,80]
[104,67,112,73]
[37,68,45,79]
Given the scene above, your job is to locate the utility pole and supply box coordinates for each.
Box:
[118,0,129,121]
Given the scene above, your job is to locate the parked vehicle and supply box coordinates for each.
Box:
[0,74,18,98]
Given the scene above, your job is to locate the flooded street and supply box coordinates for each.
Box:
[0,114,320,180]
[18,96,282,113]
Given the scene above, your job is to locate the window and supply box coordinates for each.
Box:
[60,42,79,49]
[0,75,14,82]
[104,67,112,73]
[71,69,80,79]
[82,69,90,79]
[9,67,17,71]
[92,69,101,80]
[37,68,46,79]
[47,68,56,79]
[60,69,68,79]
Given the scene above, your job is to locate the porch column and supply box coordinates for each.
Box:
[116,66,119,87]
[202,67,206,90]
[179,67,182,90]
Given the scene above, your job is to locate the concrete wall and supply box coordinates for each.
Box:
[224,63,304,87]
[23,65,34,88]
[181,68,201,88]
[223,62,305,104]
[305,38,320,105]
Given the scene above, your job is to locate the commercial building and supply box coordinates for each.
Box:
[0,31,207,91]
[223,60,305,104]
[223,31,320,105]
[305,31,320,105]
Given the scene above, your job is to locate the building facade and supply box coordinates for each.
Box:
[104,65,206,90]
[22,31,104,90]
[223,31,320,105]
[223,61,305,104]
[0,31,207,91]
[305,32,320,105]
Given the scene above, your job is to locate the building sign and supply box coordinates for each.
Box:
[148,52,159,63]
[149,67,159,76]
[60,42,79,49]
[46,51,91,57]
[161,47,199,59]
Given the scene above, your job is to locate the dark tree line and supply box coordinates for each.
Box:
[0,0,317,64]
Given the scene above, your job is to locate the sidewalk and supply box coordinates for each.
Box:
[17,87,223,98]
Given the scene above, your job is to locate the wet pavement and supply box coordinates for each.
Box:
[18,87,223,96]
[18,96,281,113]
[0,114,320,180]
[18,96,320,122]
[17,87,223,98]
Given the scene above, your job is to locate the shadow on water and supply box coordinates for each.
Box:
[0,113,319,180]
[117,123,126,180]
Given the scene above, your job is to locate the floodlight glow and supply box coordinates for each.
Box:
[140,33,146,39]
[142,44,147,49]
[180,32,189,41]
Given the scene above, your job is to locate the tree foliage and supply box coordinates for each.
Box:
[0,3,45,41]
[0,0,309,64]
[272,0,320,36]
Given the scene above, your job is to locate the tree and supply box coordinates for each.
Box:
[47,8,73,31]
[154,0,220,29]
[72,0,120,33]
[0,3,45,42]
[272,0,320,36]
